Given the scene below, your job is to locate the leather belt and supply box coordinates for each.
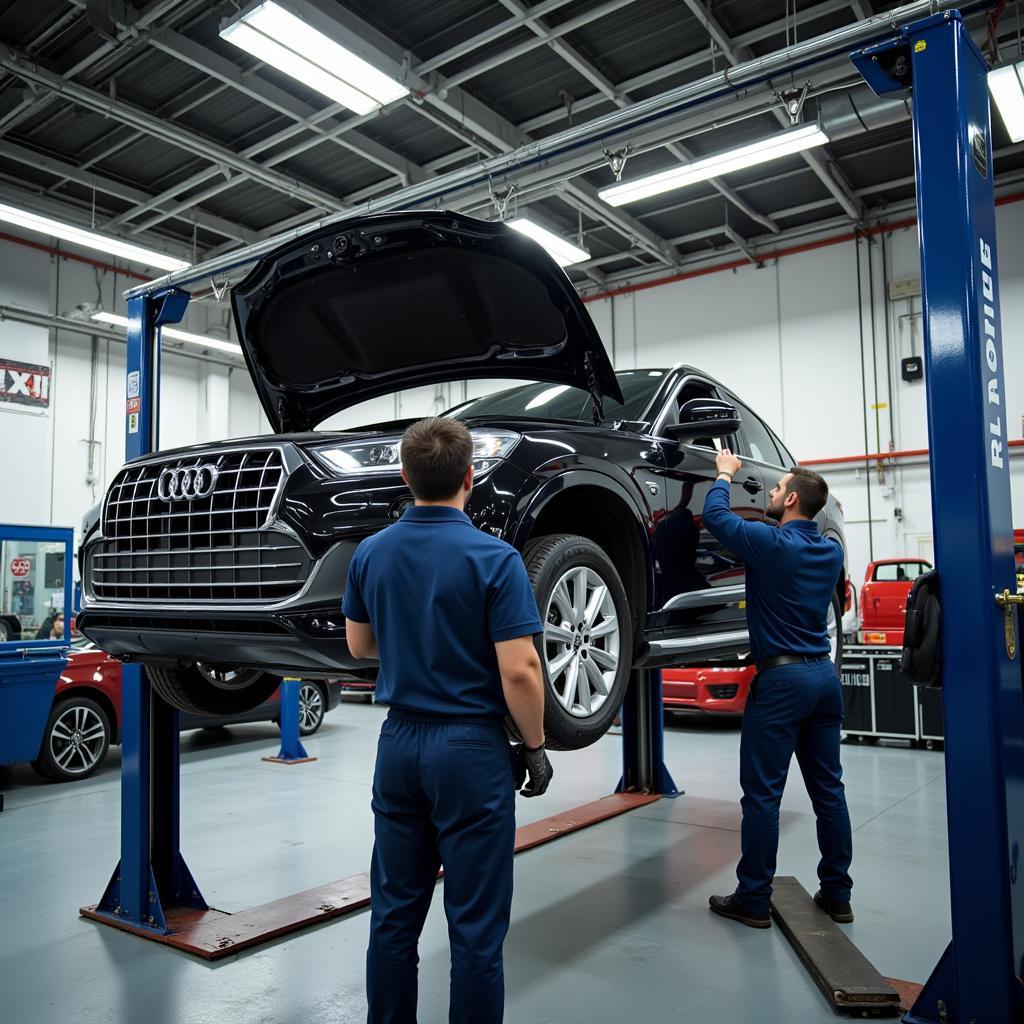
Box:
[756,653,829,674]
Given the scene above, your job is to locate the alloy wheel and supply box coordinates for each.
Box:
[49,704,106,776]
[543,566,620,718]
[196,663,264,692]
[298,683,324,732]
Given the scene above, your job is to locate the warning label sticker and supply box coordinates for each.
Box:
[126,370,140,399]
[128,413,139,434]
[126,397,141,415]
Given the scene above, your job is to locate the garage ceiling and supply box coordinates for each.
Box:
[0,0,1022,295]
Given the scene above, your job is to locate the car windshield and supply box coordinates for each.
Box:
[444,369,666,425]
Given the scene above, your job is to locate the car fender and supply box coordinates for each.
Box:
[510,468,656,611]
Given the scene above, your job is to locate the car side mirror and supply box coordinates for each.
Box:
[663,398,741,441]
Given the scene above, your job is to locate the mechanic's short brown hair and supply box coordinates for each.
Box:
[785,466,829,518]
[401,417,473,501]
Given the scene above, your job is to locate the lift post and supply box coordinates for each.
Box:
[92,288,207,934]
[851,12,1024,1022]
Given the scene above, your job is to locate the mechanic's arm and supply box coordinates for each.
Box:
[701,449,779,566]
[342,548,378,659]
[345,618,378,660]
[496,636,544,749]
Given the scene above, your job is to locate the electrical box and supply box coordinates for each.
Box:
[889,276,922,300]
[902,356,923,381]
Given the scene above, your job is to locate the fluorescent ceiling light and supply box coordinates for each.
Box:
[91,312,243,355]
[221,1,409,115]
[989,61,1024,144]
[598,124,831,206]
[508,218,591,267]
[0,202,189,271]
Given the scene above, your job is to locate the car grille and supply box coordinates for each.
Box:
[91,449,310,602]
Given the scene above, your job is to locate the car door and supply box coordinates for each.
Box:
[649,376,766,637]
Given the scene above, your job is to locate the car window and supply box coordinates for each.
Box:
[769,427,796,467]
[873,562,930,582]
[732,399,783,465]
[445,369,665,425]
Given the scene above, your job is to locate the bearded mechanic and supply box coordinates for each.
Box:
[702,449,854,929]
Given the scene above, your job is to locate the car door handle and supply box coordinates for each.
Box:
[741,477,762,494]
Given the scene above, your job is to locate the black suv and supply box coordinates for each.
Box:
[78,212,846,750]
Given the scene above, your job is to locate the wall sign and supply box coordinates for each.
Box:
[0,358,50,409]
[10,557,31,578]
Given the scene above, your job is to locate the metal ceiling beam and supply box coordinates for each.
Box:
[497,0,779,234]
[0,139,257,244]
[146,27,432,185]
[681,0,863,221]
[0,43,346,213]
[0,0,193,139]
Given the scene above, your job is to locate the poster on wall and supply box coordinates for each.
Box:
[0,358,50,409]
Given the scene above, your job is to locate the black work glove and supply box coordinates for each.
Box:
[520,743,553,797]
[510,744,528,790]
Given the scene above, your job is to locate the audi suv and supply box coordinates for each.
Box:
[78,212,847,750]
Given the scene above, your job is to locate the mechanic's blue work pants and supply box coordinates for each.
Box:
[735,657,853,915]
[366,709,516,1024]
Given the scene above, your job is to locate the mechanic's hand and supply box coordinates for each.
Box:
[716,448,742,478]
[520,743,553,797]
[510,743,528,790]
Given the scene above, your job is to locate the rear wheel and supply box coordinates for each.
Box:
[32,696,111,782]
[148,664,280,716]
[509,534,633,751]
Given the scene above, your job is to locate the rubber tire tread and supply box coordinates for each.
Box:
[507,533,633,752]
[32,696,111,782]
[831,589,844,676]
[148,665,281,717]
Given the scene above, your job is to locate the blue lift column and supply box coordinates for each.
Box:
[853,12,1024,1023]
[93,288,208,934]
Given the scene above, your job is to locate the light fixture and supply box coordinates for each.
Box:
[220,1,409,115]
[598,124,831,206]
[989,61,1024,143]
[0,202,190,271]
[91,313,243,355]
[507,218,591,267]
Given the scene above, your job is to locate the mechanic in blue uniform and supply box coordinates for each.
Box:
[703,450,853,929]
[343,416,553,1024]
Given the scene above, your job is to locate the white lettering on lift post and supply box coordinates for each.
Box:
[980,238,1004,470]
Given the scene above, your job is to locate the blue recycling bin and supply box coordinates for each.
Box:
[0,525,74,777]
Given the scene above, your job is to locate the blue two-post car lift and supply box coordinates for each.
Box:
[80,7,1023,1019]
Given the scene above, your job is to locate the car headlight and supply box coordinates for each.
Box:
[314,429,521,478]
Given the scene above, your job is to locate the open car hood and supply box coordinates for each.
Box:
[231,211,622,433]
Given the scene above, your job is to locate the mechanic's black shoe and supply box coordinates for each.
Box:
[813,890,854,923]
[709,894,771,929]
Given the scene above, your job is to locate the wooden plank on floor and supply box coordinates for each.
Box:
[81,790,660,959]
[771,876,902,1015]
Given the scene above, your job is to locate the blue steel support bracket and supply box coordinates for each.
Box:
[93,286,207,936]
[617,669,679,796]
[853,12,1024,1023]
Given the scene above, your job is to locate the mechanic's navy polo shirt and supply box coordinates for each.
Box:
[702,480,844,662]
[342,505,543,718]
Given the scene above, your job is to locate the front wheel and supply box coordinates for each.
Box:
[148,664,280,716]
[510,534,633,751]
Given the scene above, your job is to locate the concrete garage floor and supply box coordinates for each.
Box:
[0,703,949,1024]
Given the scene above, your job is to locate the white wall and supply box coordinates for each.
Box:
[2,199,1022,596]
[584,200,1024,589]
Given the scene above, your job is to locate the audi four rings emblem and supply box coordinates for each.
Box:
[158,463,219,501]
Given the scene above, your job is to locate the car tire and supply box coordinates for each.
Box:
[828,590,844,675]
[0,619,9,642]
[510,533,633,751]
[148,664,281,717]
[32,696,111,782]
[296,682,327,735]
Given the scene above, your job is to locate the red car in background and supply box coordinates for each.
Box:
[662,664,755,716]
[31,640,343,783]
[858,558,932,646]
